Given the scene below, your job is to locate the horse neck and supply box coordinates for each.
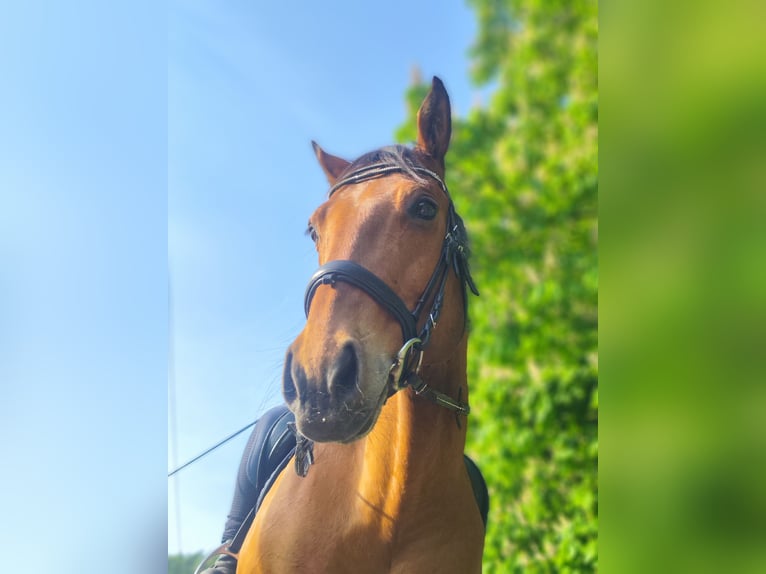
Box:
[355,333,470,515]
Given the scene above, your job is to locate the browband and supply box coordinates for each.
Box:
[328,163,449,198]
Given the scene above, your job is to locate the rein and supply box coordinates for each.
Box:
[304,162,479,423]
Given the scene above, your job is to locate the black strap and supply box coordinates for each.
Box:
[328,163,449,198]
[305,260,419,343]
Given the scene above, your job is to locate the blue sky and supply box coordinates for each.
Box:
[1,3,166,572]
[0,1,482,567]
[169,0,481,555]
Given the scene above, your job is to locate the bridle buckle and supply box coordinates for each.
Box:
[388,337,423,390]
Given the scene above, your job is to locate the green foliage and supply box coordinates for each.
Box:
[168,552,205,574]
[399,0,598,571]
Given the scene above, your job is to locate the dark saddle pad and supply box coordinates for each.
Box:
[240,404,489,545]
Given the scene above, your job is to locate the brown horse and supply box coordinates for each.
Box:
[237,77,484,574]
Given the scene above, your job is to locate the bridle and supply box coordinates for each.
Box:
[304,161,479,422]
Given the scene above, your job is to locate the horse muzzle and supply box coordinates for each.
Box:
[282,338,388,443]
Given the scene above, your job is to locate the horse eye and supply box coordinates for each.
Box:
[306,224,319,243]
[411,198,438,221]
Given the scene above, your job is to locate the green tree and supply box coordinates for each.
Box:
[398,1,597,571]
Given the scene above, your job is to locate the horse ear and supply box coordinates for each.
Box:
[312,141,351,185]
[416,76,451,164]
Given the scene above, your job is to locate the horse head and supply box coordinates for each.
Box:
[282,77,475,443]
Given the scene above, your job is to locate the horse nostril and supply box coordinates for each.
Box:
[329,342,359,397]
